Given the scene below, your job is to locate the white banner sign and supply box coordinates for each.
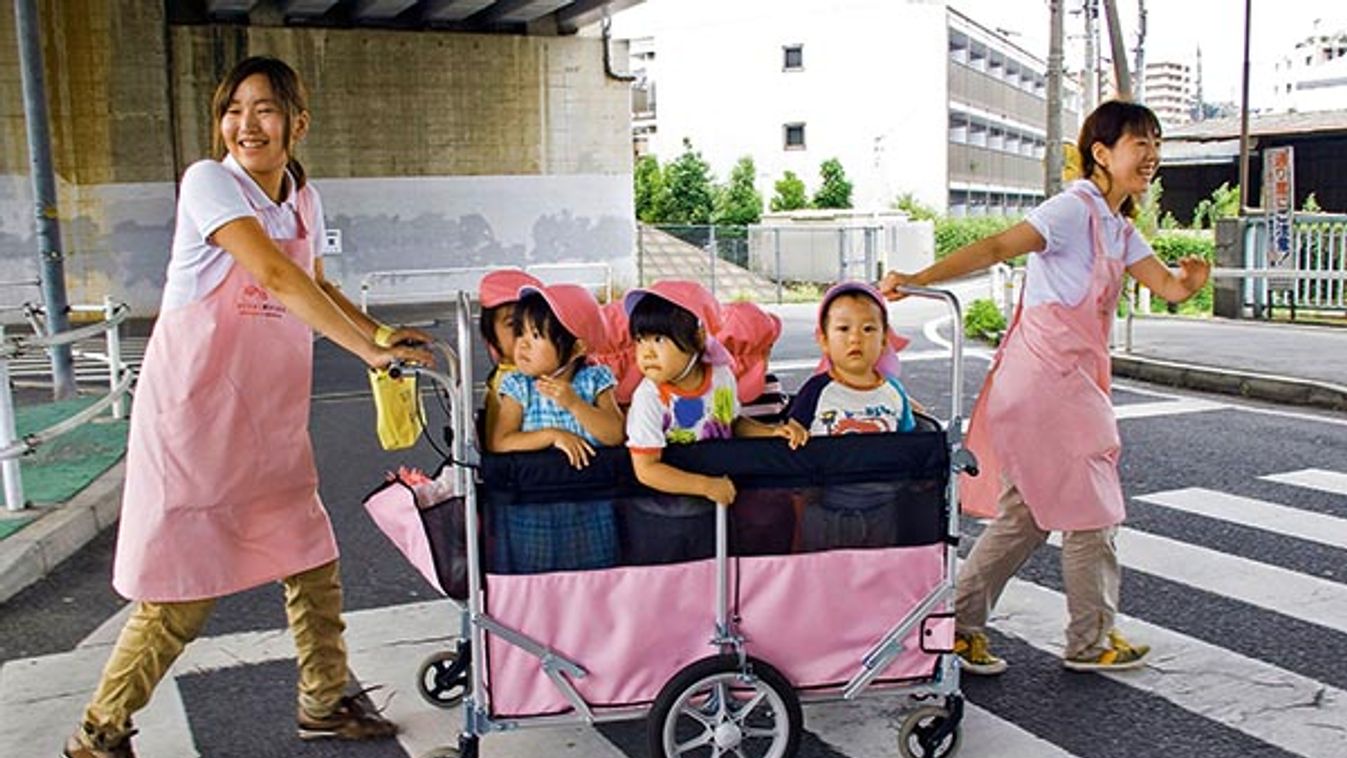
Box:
[1263,146,1295,268]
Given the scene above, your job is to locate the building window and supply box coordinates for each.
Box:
[783,122,806,149]
[783,44,804,71]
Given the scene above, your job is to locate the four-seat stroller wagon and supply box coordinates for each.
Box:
[365,288,978,758]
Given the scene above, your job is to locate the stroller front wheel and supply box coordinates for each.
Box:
[648,654,802,758]
[897,702,962,758]
[417,647,471,709]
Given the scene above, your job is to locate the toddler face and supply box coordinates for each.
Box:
[492,307,519,365]
[636,333,696,385]
[819,294,885,381]
[513,318,565,377]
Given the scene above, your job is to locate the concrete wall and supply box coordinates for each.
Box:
[643,0,948,214]
[1,2,635,316]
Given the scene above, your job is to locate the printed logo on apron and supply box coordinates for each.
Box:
[237,283,287,318]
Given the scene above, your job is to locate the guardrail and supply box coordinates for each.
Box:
[1,296,133,511]
[358,262,615,312]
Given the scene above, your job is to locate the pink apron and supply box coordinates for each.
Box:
[113,179,338,602]
[960,189,1128,531]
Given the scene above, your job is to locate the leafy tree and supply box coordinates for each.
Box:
[713,156,764,226]
[1192,182,1240,229]
[633,154,666,223]
[894,192,939,221]
[1135,178,1163,239]
[770,170,809,212]
[812,157,853,209]
[661,139,716,225]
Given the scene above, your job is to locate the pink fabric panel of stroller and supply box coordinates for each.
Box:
[485,561,717,717]
[364,484,442,593]
[734,545,948,687]
[482,544,948,718]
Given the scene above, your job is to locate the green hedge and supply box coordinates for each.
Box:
[963,298,1007,345]
[934,216,1019,258]
[1149,232,1214,263]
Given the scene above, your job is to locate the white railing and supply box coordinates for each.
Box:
[1,296,133,511]
[358,262,614,312]
[1244,214,1347,312]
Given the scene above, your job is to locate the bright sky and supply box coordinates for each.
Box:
[951,0,1347,105]
[612,1,1347,107]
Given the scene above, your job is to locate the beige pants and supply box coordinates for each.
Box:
[78,560,349,748]
[955,484,1120,660]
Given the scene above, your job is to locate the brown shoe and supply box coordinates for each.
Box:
[297,688,398,741]
[63,728,137,758]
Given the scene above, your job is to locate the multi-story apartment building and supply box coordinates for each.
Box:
[1144,60,1195,127]
[946,8,1080,217]
[1271,25,1347,113]
[618,0,1078,216]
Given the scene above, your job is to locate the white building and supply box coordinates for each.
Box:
[1144,60,1195,128]
[616,0,1076,215]
[1271,25,1347,113]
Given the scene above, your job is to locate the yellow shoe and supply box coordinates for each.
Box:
[1063,629,1151,672]
[954,631,1007,675]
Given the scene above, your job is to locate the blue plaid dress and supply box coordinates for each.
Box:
[494,364,619,574]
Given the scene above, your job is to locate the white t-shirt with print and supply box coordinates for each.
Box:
[626,363,740,452]
[1022,180,1155,308]
[164,155,326,311]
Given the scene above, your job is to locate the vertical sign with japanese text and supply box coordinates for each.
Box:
[1264,146,1295,267]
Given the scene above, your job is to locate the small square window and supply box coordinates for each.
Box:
[783,123,806,149]
[783,45,804,71]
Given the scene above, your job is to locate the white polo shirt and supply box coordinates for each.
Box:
[1022,180,1154,308]
[163,155,326,311]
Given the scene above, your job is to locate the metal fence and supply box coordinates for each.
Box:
[1240,213,1347,316]
[637,223,889,302]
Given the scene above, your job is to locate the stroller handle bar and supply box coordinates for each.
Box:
[892,285,965,423]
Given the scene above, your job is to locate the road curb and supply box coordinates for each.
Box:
[1112,354,1347,412]
[0,460,124,605]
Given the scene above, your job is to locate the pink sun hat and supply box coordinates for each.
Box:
[718,301,782,403]
[478,268,543,309]
[518,283,610,355]
[814,280,910,379]
[623,280,731,366]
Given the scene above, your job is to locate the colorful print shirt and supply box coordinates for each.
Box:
[627,363,740,453]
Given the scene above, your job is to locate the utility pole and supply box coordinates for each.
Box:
[1082,0,1098,114]
[1194,46,1205,122]
[1046,0,1065,197]
[1133,0,1148,103]
[1238,0,1253,214]
[1102,0,1132,100]
[15,0,76,399]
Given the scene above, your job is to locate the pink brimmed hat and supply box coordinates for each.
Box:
[815,281,910,379]
[479,268,543,309]
[518,283,609,354]
[718,302,782,403]
[623,280,731,366]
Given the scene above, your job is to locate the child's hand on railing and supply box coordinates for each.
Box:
[774,419,809,450]
[703,475,737,506]
[550,429,596,469]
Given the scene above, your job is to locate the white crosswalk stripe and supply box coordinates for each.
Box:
[1134,487,1347,550]
[4,464,1347,757]
[1263,468,1347,498]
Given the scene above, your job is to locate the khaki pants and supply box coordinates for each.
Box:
[954,484,1120,660]
[78,560,348,748]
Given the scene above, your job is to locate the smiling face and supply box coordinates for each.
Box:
[220,72,307,201]
[818,293,886,385]
[1092,128,1161,200]
[636,333,699,386]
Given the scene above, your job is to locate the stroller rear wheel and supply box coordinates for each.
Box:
[417,643,471,709]
[648,654,801,758]
[897,699,962,758]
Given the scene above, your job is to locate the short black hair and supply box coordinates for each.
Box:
[480,303,510,358]
[628,294,702,354]
[514,291,578,361]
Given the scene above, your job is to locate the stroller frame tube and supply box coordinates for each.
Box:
[433,287,969,744]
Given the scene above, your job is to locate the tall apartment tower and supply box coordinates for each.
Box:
[1271,24,1347,113]
[1143,60,1195,128]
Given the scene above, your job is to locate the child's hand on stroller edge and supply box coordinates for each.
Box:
[550,429,596,469]
[703,475,736,506]
[774,419,809,449]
